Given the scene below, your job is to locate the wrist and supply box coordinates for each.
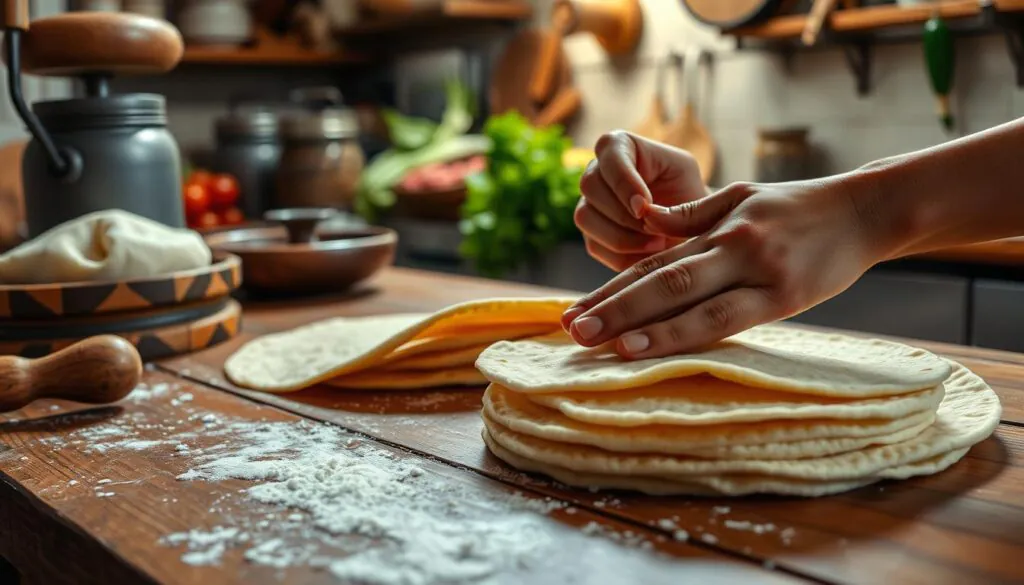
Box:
[839,154,932,262]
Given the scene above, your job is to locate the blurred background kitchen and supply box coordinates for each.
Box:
[2,0,1022,349]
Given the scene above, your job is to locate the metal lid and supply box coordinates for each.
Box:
[216,98,280,141]
[33,94,167,130]
[281,87,359,142]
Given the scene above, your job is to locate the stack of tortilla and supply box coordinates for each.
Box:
[224,298,577,392]
[475,326,1002,497]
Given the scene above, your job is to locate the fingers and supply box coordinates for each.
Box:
[579,159,645,231]
[583,238,651,272]
[575,201,665,255]
[616,287,777,359]
[567,244,733,346]
[566,235,710,319]
[593,132,652,218]
[643,183,754,238]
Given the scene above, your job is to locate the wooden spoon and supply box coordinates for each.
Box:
[631,53,673,142]
[0,335,143,413]
[662,47,716,184]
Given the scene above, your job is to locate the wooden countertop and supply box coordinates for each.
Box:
[912,238,1024,267]
[2,267,1023,584]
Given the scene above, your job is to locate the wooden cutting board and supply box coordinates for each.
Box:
[681,0,782,28]
[490,28,579,127]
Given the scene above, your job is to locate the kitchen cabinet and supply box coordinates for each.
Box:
[784,271,971,344]
[971,279,1024,352]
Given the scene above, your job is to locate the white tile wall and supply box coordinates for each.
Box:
[544,0,1024,183]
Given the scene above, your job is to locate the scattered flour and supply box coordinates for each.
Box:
[167,420,582,584]
[724,520,777,535]
[125,383,172,402]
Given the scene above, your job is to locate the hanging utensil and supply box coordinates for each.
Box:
[802,0,839,46]
[631,52,673,142]
[530,1,576,105]
[923,9,955,132]
[661,47,716,184]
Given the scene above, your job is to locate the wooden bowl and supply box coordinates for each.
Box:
[0,252,242,320]
[392,186,467,222]
[204,223,397,294]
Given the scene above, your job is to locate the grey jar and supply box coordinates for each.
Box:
[22,94,185,238]
[214,103,282,219]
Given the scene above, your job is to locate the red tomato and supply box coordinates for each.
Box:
[183,181,209,219]
[189,169,213,186]
[220,206,244,226]
[194,210,220,230]
[208,174,240,210]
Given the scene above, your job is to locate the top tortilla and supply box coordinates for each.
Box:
[475,325,952,398]
[224,297,577,392]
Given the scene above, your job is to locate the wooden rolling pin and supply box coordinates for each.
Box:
[0,335,143,412]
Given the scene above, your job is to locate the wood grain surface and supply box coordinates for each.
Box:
[0,371,799,585]
[3,267,1023,584]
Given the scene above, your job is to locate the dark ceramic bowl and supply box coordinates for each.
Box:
[203,212,397,294]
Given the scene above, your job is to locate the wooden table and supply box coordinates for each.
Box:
[1,267,1022,585]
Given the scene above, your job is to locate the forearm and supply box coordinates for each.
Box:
[842,117,1024,260]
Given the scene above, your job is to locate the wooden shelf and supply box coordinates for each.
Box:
[343,0,532,34]
[181,46,364,66]
[180,27,367,67]
[725,0,1024,96]
[730,0,1024,39]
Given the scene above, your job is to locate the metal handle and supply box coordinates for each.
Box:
[3,30,71,178]
[2,2,73,179]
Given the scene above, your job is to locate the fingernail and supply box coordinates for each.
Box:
[561,306,584,331]
[643,237,665,253]
[629,195,647,219]
[573,316,604,340]
[620,331,650,354]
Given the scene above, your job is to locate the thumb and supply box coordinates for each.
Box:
[642,186,751,237]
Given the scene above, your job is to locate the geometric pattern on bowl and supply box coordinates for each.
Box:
[0,252,242,320]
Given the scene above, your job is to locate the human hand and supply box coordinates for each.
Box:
[562,178,888,358]
[576,130,707,271]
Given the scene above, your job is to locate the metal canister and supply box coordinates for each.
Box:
[273,87,364,211]
[214,101,282,219]
[754,127,813,184]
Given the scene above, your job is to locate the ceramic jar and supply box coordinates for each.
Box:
[754,127,813,184]
[274,88,364,211]
[177,0,252,46]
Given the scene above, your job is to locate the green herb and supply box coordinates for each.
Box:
[355,80,486,220]
[458,112,583,278]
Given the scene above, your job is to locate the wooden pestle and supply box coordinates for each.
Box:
[2,0,30,30]
[0,335,143,412]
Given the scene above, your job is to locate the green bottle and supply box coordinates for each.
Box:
[923,13,956,131]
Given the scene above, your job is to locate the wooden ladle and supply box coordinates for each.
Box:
[0,335,143,413]
[530,0,643,104]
